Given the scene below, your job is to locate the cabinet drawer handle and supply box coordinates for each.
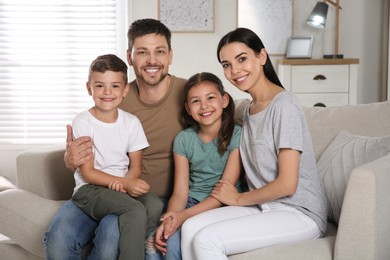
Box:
[313,74,327,80]
[314,102,326,107]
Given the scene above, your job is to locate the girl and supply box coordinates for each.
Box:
[181,28,327,259]
[153,72,242,259]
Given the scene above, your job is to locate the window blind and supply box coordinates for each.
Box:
[0,0,127,144]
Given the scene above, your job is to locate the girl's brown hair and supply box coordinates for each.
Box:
[180,72,235,155]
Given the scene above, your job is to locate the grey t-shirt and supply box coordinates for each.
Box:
[240,91,327,234]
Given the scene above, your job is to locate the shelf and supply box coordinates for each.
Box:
[277,58,359,66]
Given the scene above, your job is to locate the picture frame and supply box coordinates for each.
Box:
[158,0,214,32]
[286,36,314,59]
[238,0,293,55]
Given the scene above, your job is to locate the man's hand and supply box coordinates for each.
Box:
[64,124,93,172]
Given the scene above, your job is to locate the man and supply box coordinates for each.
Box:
[44,18,186,259]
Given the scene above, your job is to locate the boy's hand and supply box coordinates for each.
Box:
[124,179,150,197]
[108,181,126,193]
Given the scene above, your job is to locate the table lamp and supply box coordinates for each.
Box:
[306,0,344,59]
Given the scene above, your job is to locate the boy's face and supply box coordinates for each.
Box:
[87,71,129,113]
[127,33,172,87]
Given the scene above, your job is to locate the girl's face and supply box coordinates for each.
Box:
[185,82,229,128]
[219,42,266,93]
[87,71,129,114]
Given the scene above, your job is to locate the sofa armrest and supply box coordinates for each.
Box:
[0,189,64,257]
[16,144,74,200]
[334,153,390,260]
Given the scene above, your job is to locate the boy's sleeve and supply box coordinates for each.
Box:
[127,115,149,153]
[72,113,91,139]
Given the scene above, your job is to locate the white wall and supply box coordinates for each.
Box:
[129,0,385,103]
[0,144,38,185]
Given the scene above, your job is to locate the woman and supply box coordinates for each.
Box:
[180,28,327,260]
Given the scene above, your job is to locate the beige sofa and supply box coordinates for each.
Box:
[1,100,390,260]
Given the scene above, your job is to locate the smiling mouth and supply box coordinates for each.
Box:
[200,111,213,117]
[144,67,161,73]
[234,75,248,83]
[101,98,114,102]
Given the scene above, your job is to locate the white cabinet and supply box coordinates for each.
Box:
[277,59,359,107]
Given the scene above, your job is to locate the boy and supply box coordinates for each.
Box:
[71,54,163,260]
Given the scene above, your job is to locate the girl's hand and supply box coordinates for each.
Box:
[159,211,183,237]
[155,216,173,255]
[108,181,126,193]
[211,180,240,206]
[155,210,186,254]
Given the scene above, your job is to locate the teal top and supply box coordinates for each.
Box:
[173,125,241,202]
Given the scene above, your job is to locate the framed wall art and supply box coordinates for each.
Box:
[158,0,214,32]
[238,0,293,55]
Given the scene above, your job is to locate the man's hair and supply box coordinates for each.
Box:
[127,18,172,50]
[88,54,128,83]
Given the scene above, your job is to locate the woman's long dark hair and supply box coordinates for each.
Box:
[180,72,235,155]
[217,27,284,89]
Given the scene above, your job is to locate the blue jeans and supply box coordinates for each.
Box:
[44,200,119,260]
[146,197,199,260]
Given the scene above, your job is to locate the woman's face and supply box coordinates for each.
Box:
[219,42,265,93]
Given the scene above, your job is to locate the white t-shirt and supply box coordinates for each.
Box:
[72,108,149,194]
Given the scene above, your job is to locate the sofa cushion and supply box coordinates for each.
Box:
[303,101,390,161]
[317,130,390,223]
[0,176,16,192]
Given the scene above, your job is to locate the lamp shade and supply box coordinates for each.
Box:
[306,2,329,29]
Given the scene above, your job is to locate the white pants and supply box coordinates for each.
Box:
[181,202,321,260]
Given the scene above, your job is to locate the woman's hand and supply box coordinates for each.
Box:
[211,180,240,206]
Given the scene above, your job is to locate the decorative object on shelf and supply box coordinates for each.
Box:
[158,0,214,32]
[286,36,314,59]
[306,0,344,59]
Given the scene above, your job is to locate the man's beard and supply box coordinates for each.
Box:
[137,70,168,87]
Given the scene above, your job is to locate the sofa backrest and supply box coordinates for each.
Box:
[303,101,390,161]
[17,144,74,200]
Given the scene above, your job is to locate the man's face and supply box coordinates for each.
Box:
[127,33,172,87]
